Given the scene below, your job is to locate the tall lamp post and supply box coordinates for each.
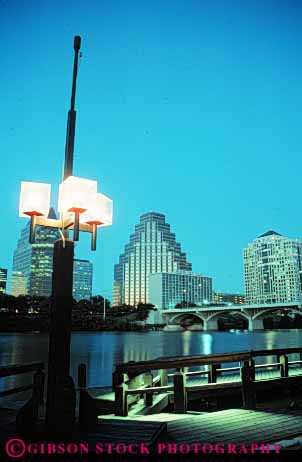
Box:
[18,36,113,433]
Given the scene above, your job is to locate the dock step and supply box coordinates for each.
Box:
[129,393,170,416]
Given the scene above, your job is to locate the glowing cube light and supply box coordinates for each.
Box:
[80,193,113,226]
[58,176,97,214]
[19,181,51,217]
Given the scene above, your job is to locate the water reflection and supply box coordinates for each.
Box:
[201,334,213,355]
[0,330,301,395]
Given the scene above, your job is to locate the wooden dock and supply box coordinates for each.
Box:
[1,407,302,452]
[96,409,302,451]
[163,409,302,446]
[1,348,302,453]
[77,347,302,422]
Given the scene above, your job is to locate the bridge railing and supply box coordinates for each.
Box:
[112,348,302,416]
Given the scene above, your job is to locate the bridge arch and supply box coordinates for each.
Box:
[206,310,250,322]
[205,310,250,330]
[169,312,206,327]
[252,307,302,320]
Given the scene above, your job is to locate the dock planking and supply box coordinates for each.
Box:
[163,409,302,446]
[79,419,167,449]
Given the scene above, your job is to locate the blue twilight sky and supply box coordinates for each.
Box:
[1,0,302,300]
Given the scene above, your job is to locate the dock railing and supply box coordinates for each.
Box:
[0,362,45,432]
[112,348,302,416]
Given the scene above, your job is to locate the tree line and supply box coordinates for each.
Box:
[0,293,156,332]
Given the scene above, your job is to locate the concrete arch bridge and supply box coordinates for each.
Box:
[161,302,302,331]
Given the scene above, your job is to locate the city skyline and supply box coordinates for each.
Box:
[1,0,302,299]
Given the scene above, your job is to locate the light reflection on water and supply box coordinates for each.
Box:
[0,330,301,395]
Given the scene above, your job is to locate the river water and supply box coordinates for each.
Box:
[0,329,301,399]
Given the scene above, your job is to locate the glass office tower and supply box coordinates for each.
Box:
[11,208,60,297]
[73,259,93,301]
[114,212,192,306]
[0,268,7,294]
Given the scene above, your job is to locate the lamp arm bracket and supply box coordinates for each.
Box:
[59,229,66,248]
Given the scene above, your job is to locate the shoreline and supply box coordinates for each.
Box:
[1,327,302,334]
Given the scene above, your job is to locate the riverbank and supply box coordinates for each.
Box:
[0,314,164,333]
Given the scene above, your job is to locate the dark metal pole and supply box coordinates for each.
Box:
[46,36,81,433]
[63,35,81,180]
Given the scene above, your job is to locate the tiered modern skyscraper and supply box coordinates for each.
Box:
[244,230,302,304]
[73,259,93,301]
[114,212,192,306]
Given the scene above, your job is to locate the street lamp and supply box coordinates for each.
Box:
[17,36,113,433]
[20,176,112,250]
[100,292,111,321]
[183,289,187,308]
[19,181,51,243]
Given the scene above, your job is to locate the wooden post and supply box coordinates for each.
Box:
[33,368,45,407]
[78,364,87,428]
[115,383,128,416]
[280,354,289,378]
[241,360,256,409]
[208,364,220,383]
[159,369,168,386]
[78,363,87,389]
[31,368,45,422]
[112,371,127,390]
[248,359,256,381]
[173,368,187,413]
[144,373,153,407]
[114,372,128,416]
[16,367,45,435]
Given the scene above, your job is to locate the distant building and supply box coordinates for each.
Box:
[73,259,93,302]
[244,230,302,304]
[213,292,246,305]
[114,212,192,306]
[11,208,60,297]
[10,271,28,297]
[149,272,212,310]
[0,268,7,294]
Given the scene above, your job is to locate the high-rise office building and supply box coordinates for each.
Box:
[10,271,27,296]
[73,259,93,301]
[0,268,7,294]
[213,292,246,305]
[11,208,60,297]
[149,271,212,309]
[244,230,302,304]
[114,212,192,306]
